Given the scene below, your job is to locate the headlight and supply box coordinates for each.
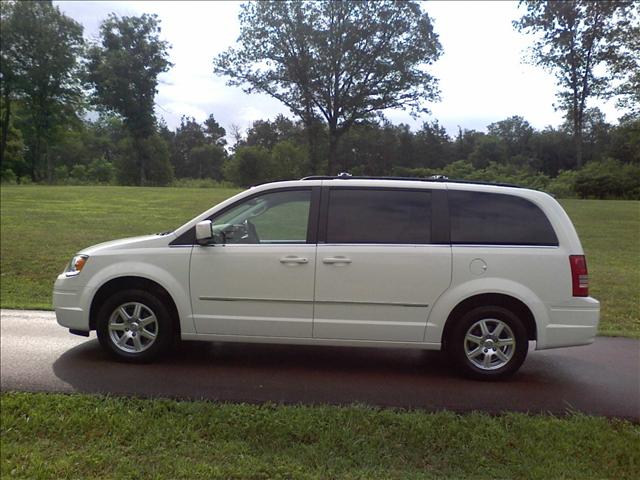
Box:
[66,255,89,276]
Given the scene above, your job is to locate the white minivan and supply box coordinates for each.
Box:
[53,176,600,379]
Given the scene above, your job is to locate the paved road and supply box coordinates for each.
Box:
[1,309,639,420]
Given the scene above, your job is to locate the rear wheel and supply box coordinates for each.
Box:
[96,289,174,363]
[448,306,528,380]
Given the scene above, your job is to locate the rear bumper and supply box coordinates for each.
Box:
[53,274,91,332]
[537,297,600,350]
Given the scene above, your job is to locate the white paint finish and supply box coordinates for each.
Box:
[189,244,316,337]
[469,258,487,276]
[54,242,195,334]
[453,246,572,306]
[540,300,600,349]
[313,244,452,342]
[52,178,600,359]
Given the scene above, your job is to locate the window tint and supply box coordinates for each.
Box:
[449,190,558,246]
[326,189,431,244]
[212,190,311,244]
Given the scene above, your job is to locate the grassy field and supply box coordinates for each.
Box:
[2,392,638,479]
[0,185,240,309]
[0,185,638,336]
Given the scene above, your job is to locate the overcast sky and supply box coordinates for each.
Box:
[56,0,622,137]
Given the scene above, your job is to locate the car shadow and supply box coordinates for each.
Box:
[49,337,608,417]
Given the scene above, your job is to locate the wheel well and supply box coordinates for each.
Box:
[441,293,537,349]
[89,276,181,335]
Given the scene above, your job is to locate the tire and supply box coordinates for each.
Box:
[96,289,174,363]
[447,305,528,380]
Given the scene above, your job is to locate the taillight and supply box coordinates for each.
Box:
[569,255,589,297]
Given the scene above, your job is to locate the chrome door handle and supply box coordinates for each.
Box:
[322,256,352,264]
[279,256,308,264]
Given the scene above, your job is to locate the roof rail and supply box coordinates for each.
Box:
[300,173,521,188]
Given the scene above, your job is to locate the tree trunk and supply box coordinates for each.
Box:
[328,132,338,175]
[45,140,52,183]
[134,136,146,186]
[139,152,146,186]
[0,91,11,166]
[575,128,583,169]
[305,122,319,175]
[573,111,583,169]
[32,134,40,182]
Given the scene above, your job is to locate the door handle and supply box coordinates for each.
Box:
[322,256,352,264]
[279,256,308,264]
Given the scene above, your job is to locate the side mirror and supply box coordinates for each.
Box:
[195,220,214,245]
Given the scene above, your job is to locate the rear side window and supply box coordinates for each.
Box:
[449,190,558,246]
[326,189,431,244]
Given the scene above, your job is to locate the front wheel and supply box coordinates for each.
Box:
[447,306,529,380]
[96,289,174,363]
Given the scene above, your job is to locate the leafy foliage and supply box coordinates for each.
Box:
[215,0,442,174]
[0,0,84,181]
[514,0,638,166]
[171,116,227,180]
[86,13,172,184]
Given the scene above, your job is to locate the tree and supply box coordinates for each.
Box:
[270,141,307,179]
[469,136,507,169]
[203,114,227,147]
[171,116,206,178]
[529,127,574,175]
[454,128,484,161]
[246,115,303,150]
[224,145,273,186]
[514,1,636,167]
[414,120,454,169]
[487,116,535,160]
[115,134,173,186]
[215,0,442,175]
[0,0,84,181]
[189,144,226,180]
[607,118,640,165]
[87,13,172,185]
[170,116,227,179]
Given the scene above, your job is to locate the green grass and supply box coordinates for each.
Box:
[0,185,240,309]
[560,199,640,337]
[1,186,638,337]
[2,392,638,479]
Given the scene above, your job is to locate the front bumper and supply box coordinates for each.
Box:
[537,297,600,350]
[53,274,91,332]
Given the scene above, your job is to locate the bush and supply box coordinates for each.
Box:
[87,159,116,184]
[171,178,235,189]
[17,175,32,185]
[574,159,640,199]
[1,169,17,184]
[390,161,551,191]
[546,170,578,198]
[69,164,88,184]
[53,165,70,184]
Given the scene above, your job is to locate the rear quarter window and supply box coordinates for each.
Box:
[449,190,558,246]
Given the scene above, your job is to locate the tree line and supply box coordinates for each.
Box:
[1,1,638,199]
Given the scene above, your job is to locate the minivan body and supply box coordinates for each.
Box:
[53,177,600,379]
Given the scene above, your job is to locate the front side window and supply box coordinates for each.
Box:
[326,189,431,244]
[449,190,558,246]
[211,189,311,244]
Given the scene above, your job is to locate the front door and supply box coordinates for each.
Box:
[190,188,318,337]
[313,187,452,342]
